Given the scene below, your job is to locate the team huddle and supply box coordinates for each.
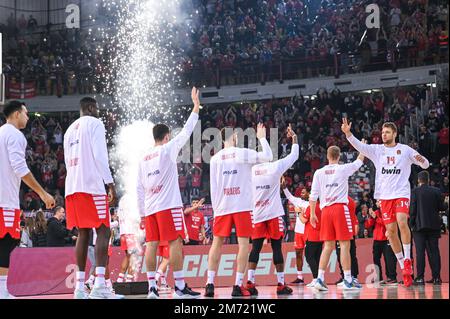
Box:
[0,87,429,299]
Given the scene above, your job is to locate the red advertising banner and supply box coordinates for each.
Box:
[8,236,449,296]
[7,80,36,99]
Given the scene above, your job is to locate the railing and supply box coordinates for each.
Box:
[4,47,448,98]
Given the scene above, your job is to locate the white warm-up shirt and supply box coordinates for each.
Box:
[283,188,309,234]
[347,135,429,200]
[0,124,30,209]
[310,159,363,210]
[137,113,199,217]
[251,144,299,224]
[64,116,114,196]
[210,138,273,217]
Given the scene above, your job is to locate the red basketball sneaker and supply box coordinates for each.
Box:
[245,281,258,296]
[231,285,251,297]
[276,283,293,295]
[402,259,413,287]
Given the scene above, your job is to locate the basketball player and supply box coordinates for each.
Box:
[342,119,430,287]
[282,184,323,288]
[137,87,201,299]
[309,146,365,291]
[117,194,139,284]
[206,123,273,297]
[0,101,55,299]
[282,183,309,285]
[246,125,298,296]
[64,97,117,299]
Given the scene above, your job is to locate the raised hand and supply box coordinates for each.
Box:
[191,87,201,109]
[341,117,352,136]
[256,123,266,139]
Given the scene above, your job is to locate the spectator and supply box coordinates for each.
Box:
[47,206,74,247]
[19,217,35,248]
[31,210,47,247]
[410,171,447,285]
[183,197,208,245]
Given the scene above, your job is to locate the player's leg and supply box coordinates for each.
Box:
[0,234,20,299]
[396,212,413,286]
[145,240,159,297]
[206,213,233,297]
[232,211,253,297]
[315,240,335,291]
[246,237,264,295]
[338,240,356,288]
[295,249,304,280]
[117,252,130,283]
[92,224,110,287]
[156,256,170,289]
[74,228,90,296]
[271,237,292,295]
[205,235,225,296]
[232,236,251,297]
[372,241,383,283]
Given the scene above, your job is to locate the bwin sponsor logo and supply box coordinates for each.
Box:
[382,167,401,174]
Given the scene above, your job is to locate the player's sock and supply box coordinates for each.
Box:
[297,271,303,280]
[276,272,285,285]
[395,252,405,269]
[207,270,216,285]
[0,276,8,294]
[93,267,106,288]
[147,272,157,288]
[75,271,85,290]
[117,273,125,283]
[248,269,256,283]
[235,272,244,286]
[155,270,163,283]
[318,269,325,281]
[126,274,133,283]
[344,271,352,283]
[403,244,411,260]
[174,271,186,290]
[160,274,167,286]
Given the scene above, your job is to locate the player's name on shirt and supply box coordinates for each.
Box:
[223,187,241,195]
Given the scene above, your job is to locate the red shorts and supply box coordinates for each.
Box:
[157,241,170,259]
[380,198,410,225]
[66,193,110,229]
[120,234,137,251]
[144,208,185,242]
[252,216,285,240]
[213,211,252,238]
[294,232,305,249]
[0,208,21,239]
[320,203,354,241]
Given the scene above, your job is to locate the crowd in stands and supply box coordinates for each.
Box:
[1,0,449,95]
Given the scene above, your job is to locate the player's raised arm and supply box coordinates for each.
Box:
[168,87,201,160]
[342,118,377,161]
[276,124,300,174]
[245,123,273,163]
[282,187,309,210]
[408,146,430,169]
